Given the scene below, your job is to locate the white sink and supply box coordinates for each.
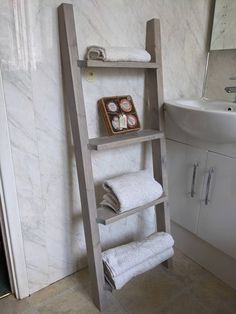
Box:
[164,99,236,143]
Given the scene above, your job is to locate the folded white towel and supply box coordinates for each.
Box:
[102,232,174,289]
[86,46,151,62]
[100,170,163,213]
[102,232,174,277]
[104,248,174,289]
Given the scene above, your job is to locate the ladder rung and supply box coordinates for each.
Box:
[88,129,164,151]
[96,195,167,225]
[78,60,159,69]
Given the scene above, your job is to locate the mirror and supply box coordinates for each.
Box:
[210,0,236,50]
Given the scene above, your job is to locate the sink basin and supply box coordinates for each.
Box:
[164,99,236,143]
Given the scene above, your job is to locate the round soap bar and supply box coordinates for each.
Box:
[107,101,118,113]
[111,116,120,131]
[120,98,132,112]
[127,114,138,128]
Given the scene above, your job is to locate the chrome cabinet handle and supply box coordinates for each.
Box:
[205,168,214,205]
[190,163,199,198]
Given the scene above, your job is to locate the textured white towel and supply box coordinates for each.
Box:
[86,46,106,60]
[101,170,163,213]
[102,232,174,277]
[86,46,151,62]
[102,232,174,289]
[104,248,174,289]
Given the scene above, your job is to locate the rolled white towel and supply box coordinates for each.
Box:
[102,232,174,277]
[102,232,174,289]
[104,248,174,289]
[86,46,106,61]
[100,170,163,213]
[86,46,151,62]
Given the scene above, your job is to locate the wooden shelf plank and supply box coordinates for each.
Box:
[88,129,164,151]
[97,195,167,225]
[78,60,159,69]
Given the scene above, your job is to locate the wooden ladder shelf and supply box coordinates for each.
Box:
[58,3,172,311]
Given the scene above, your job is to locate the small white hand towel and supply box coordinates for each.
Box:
[86,46,151,62]
[86,46,106,60]
[102,232,174,289]
[100,170,163,213]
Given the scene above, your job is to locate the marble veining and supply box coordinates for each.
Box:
[0,0,211,294]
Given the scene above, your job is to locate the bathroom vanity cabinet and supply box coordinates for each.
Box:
[166,140,206,233]
[167,139,236,260]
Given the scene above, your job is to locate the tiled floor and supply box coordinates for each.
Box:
[1,249,236,314]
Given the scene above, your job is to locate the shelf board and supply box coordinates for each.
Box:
[97,195,167,225]
[88,129,163,151]
[78,60,159,69]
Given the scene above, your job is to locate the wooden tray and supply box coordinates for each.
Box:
[98,95,141,135]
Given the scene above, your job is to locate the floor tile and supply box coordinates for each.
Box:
[28,268,89,307]
[0,249,235,314]
[158,291,210,314]
[170,249,214,286]
[0,294,36,314]
[113,264,185,314]
[189,277,236,314]
[36,286,125,314]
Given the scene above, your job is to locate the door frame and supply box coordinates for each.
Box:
[0,70,29,299]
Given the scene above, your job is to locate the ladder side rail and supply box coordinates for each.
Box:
[146,19,172,268]
[58,4,107,310]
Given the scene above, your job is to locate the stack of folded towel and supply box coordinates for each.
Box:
[86,46,151,62]
[102,232,174,289]
[100,170,163,213]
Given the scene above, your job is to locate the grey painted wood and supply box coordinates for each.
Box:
[78,60,159,69]
[146,19,172,268]
[58,4,107,310]
[97,195,167,225]
[58,5,172,310]
[88,129,164,151]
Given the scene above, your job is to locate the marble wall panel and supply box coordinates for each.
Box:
[0,0,211,293]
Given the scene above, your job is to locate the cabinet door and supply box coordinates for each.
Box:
[166,140,206,233]
[197,152,236,260]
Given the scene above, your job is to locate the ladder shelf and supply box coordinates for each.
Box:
[97,194,167,225]
[58,3,172,311]
[78,60,159,69]
[88,129,164,151]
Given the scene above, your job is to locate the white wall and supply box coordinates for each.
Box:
[0,0,211,294]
